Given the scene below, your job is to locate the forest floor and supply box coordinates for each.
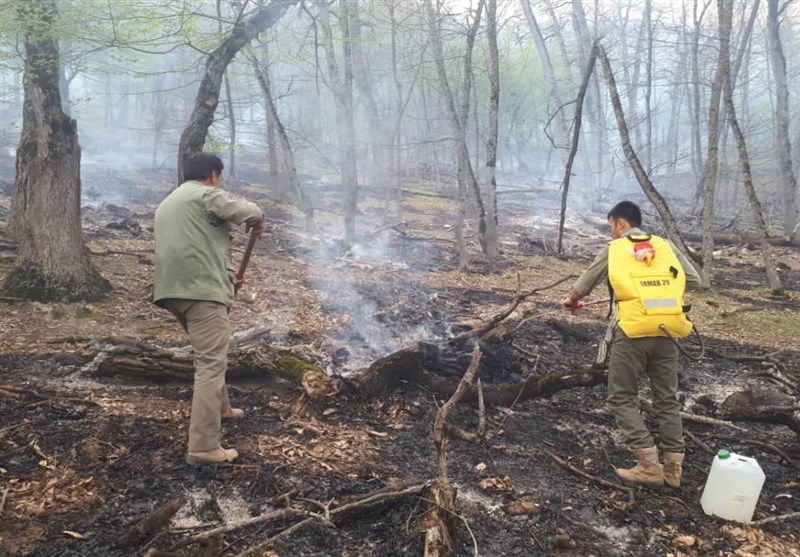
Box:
[0,168,799,557]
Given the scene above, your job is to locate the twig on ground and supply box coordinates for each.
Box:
[751,511,800,527]
[705,434,796,467]
[543,449,636,510]
[0,384,103,408]
[683,430,714,455]
[230,484,426,557]
[638,398,744,430]
[490,355,540,439]
[0,486,9,516]
[704,347,779,364]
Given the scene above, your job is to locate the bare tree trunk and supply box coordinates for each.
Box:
[216,0,238,179]
[572,0,605,193]
[719,0,781,292]
[4,0,110,302]
[557,44,598,253]
[690,0,712,208]
[521,0,569,149]
[177,0,294,183]
[700,2,726,288]
[223,75,236,178]
[249,48,315,230]
[767,0,798,237]
[597,45,700,268]
[319,0,359,243]
[484,0,499,260]
[261,42,279,177]
[425,0,488,264]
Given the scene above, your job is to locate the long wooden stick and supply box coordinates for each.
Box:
[234,228,259,296]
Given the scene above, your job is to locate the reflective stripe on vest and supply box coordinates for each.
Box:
[608,234,693,339]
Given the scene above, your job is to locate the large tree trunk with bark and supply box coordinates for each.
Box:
[177,0,294,183]
[4,0,110,302]
[767,0,798,237]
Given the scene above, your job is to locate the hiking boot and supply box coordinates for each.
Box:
[662,452,684,488]
[222,408,245,420]
[615,446,664,487]
[186,447,239,466]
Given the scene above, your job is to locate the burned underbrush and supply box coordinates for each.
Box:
[1,177,799,556]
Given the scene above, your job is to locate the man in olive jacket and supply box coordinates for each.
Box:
[154,153,264,465]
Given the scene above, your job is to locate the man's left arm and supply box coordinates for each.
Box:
[203,188,263,229]
[670,242,702,291]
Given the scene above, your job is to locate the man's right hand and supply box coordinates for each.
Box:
[247,221,266,239]
[562,298,584,312]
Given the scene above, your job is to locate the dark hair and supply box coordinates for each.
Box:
[184,153,224,182]
[607,201,642,228]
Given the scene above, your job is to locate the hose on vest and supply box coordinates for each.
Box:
[658,320,705,361]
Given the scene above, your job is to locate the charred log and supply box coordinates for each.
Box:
[720,385,800,434]
[86,335,332,400]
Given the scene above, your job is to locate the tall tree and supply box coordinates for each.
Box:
[484,0,500,260]
[249,45,315,229]
[699,0,726,287]
[597,44,699,268]
[719,0,782,292]
[318,0,359,243]
[767,0,798,236]
[177,0,295,183]
[425,0,489,265]
[5,0,110,302]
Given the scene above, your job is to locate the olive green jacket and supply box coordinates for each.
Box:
[153,181,263,308]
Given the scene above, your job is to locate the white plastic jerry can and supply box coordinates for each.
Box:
[700,450,765,523]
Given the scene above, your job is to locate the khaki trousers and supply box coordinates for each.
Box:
[163,299,232,453]
[607,327,685,452]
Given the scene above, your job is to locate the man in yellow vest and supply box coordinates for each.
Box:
[562,201,701,487]
[154,153,264,466]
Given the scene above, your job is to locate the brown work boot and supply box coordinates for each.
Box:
[186,447,239,466]
[615,446,664,487]
[662,452,684,488]
[222,408,245,420]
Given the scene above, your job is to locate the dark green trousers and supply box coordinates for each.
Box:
[607,327,685,452]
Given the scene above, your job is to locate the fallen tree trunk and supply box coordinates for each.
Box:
[357,344,607,404]
[85,334,333,399]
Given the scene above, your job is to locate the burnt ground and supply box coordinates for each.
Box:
[1,171,799,557]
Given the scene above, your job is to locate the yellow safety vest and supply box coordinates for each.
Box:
[608,234,693,339]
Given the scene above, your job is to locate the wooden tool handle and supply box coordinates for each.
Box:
[234,228,259,295]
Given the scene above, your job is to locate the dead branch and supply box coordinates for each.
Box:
[181,508,305,546]
[231,484,426,557]
[448,274,577,343]
[750,511,800,527]
[638,398,744,430]
[708,434,796,467]
[705,347,779,364]
[0,384,103,408]
[424,345,482,557]
[542,449,635,510]
[117,496,184,548]
[683,430,715,455]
